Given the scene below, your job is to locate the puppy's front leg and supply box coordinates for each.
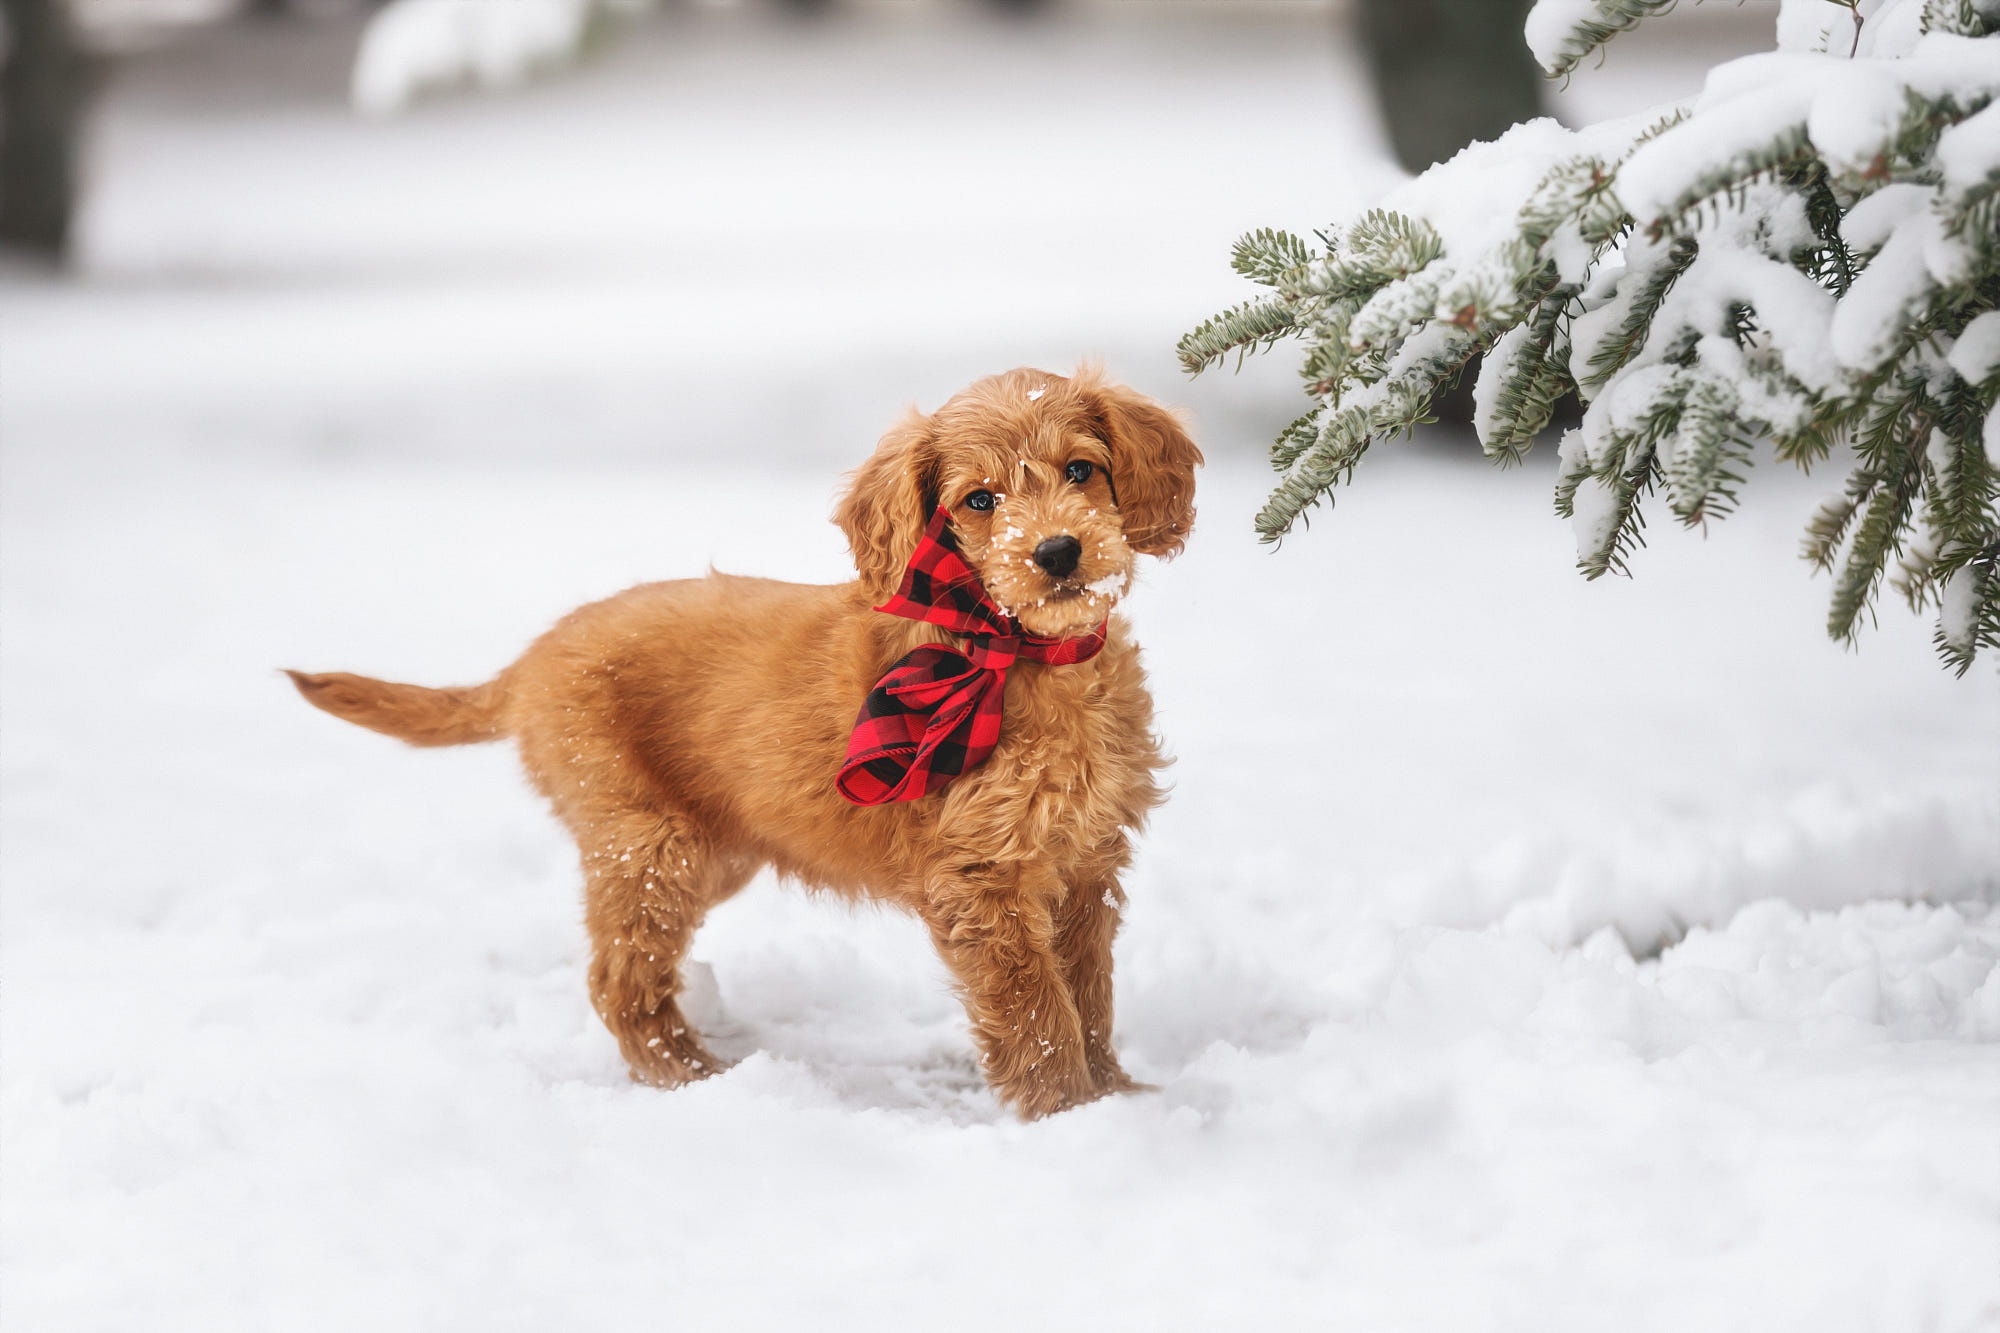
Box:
[921,861,1098,1119]
[1055,871,1144,1096]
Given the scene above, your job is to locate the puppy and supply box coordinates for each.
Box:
[289,366,1201,1118]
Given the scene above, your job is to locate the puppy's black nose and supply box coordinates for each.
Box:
[1033,535,1082,579]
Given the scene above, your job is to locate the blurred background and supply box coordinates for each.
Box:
[0,0,1776,466]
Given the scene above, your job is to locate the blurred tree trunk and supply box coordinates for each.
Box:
[1356,0,1542,173]
[1,0,86,258]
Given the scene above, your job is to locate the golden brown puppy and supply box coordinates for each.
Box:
[289,366,1201,1118]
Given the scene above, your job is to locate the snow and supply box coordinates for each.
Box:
[1832,204,1949,369]
[1614,35,2000,218]
[1941,563,1983,652]
[1777,0,1852,56]
[1579,361,1674,462]
[1843,181,1933,253]
[351,0,593,116]
[6,7,2000,1331]
[1381,116,1641,262]
[1806,59,1916,171]
[1523,0,1614,73]
[1473,324,1534,438]
[1521,0,1702,76]
[1525,0,1957,77]
[1949,310,2000,386]
[1780,0,1922,59]
[1671,239,1842,393]
[1615,55,1822,221]
[1855,0,1930,61]
[1556,427,1626,562]
[1938,96,2000,191]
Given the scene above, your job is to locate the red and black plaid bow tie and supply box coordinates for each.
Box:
[837,506,1107,806]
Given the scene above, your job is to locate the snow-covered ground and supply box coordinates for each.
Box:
[4,6,1997,1330]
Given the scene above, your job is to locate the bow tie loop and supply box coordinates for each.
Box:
[882,663,978,709]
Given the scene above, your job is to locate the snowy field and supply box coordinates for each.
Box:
[4,5,1998,1330]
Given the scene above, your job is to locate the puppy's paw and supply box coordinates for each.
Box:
[1095,1070,1157,1096]
[623,1038,731,1089]
[1086,1057,1156,1097]
[1007,1068,1128,1120]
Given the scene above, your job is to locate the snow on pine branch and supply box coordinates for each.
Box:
[1181,0,2000,674]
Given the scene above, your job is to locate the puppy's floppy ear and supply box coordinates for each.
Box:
[1079,371,1203,558]
[834,408,940,602]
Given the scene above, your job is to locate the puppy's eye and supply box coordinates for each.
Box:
[964,490,996,512]
[1065,460,1094,485]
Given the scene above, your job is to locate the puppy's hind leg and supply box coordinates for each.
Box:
[579,812,754,1088]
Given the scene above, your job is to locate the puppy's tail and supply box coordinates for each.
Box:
[285,669,509,748]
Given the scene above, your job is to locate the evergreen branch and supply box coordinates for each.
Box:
[1231,228,1314,288]
[1785,159,1857,293]
[1476,285,1579,462]
[1828,0,1865,57]
[1300,302,1365,397]
[1775,371,1885,469]
[1557,383,1681,579]
[1661,372,1757,524]
[1925,385,1999,549]
[1254,402,1378,540]
[1577,235,1697,394]
[1881,89,1990,180]
[1934,541,2000,674]
[1891,518,1942,610]
[1943,174,2000,246]
[1828,452,1923,645]
[1646,122,1817,239]
[1257,379,1444,540]
[1344,210,1445,279]
[1583,449,1661,580]
[1271,410,1323,469]
[1531,0,1681,79]
[1347,269,1446,351]
[1803,468,1878,572]
[1177,296,1301,375]
[1921,0,1996,37]
[1183,6,2000,669]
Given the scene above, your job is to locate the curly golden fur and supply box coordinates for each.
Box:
[288,366,1201,1118]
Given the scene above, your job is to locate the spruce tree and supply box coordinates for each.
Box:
[1182,0,2000,674]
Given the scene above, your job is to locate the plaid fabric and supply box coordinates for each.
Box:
[837,506,1106,806]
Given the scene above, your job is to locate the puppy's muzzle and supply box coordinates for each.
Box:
[1033,535,1083,579]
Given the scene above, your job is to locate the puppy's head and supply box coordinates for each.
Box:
[835,366,1202,639]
